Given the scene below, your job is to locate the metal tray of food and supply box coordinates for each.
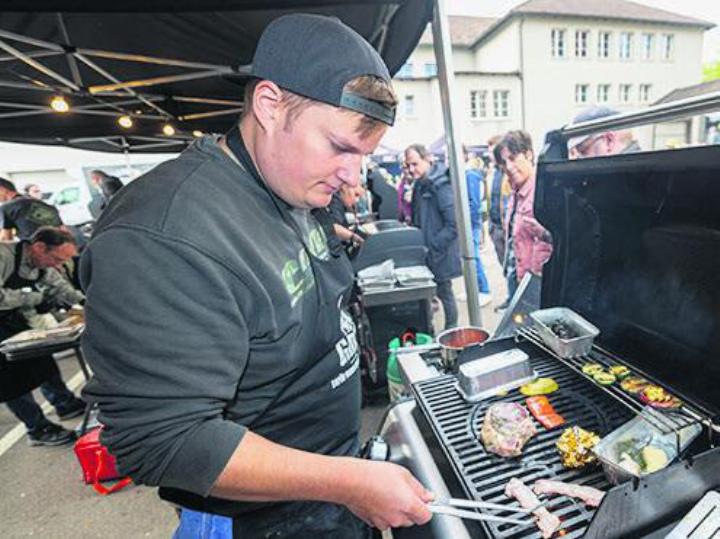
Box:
[592,406,702,485]
[530,307,599,359]
[455,348,536,402]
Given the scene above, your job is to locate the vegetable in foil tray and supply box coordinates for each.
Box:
[557,426,600,469]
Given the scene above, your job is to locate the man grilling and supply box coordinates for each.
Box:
[80,14,433,538]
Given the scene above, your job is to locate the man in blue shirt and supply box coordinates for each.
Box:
[465,148,491,306]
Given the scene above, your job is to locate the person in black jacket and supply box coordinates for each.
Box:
[88,170,124,219]
[80,14,432,538]
[405,144,462,329]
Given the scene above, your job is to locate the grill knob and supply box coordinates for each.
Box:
[363,435,389,461]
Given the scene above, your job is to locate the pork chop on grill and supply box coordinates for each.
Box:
[480,402,537,457]
[505,478,561,538]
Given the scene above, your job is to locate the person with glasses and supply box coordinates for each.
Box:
[495,131,553,290]
[0,227,85,446]
[568,106,641,159]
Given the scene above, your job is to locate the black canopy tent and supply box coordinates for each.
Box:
[1,0,486,325]
[0,1,433,153]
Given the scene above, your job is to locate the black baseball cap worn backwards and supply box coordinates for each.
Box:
[251,14,396,126]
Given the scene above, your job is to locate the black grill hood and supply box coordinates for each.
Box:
[535,142,720,415]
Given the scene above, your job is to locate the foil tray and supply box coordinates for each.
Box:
[455,348,536,402]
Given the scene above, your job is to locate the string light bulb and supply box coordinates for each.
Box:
[192,130,203,138]
[118,115,133,128]
[50,96,70,113]
[162,123,176,136]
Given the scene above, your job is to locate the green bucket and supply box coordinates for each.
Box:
[386,332,433,386]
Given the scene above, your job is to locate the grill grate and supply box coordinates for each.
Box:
[413,344,634,539]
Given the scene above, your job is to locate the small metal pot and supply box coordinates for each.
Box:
[437,326,489,368]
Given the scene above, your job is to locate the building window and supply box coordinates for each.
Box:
[619,84,632,103]
[397,62,413,78]
[661,34,674,60]
[493,90,509,117]
[551,29,566,58]
[597,84,611,103]
[598,31,611,58]
[619,32,633,60]
[639,84,652,103]
[423,63,437,77]
[641,33,654,60]
[575,84,589,104]
[470,90,487,119]
[575,30,589,57]
[403,95,415,117]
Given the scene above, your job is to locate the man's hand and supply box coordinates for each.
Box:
[340,459,434,530]
[211,431,433,531]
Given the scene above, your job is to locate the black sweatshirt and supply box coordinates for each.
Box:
[80,137,360,515]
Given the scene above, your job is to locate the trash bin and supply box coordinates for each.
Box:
[386,332,432,401]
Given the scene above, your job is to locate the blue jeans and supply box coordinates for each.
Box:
[471,227,490,294]
[4,368,78,432]
[174,502,370,539]
[173,509,232,539]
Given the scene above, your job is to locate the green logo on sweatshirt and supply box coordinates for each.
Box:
[281,224,329,306]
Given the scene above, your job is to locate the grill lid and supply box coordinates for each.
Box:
[535,145,720,414]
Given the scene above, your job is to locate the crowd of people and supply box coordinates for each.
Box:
[389,129,554,329]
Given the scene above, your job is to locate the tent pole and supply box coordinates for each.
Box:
[430,0,482,327]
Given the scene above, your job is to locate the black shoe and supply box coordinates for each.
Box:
[27,423,75,447]
[56,398,85,420]
[494,299,510,313]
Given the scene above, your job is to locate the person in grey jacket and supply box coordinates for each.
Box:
[80,14,432,539]
[405,144,462,329]
[0,227,85,446]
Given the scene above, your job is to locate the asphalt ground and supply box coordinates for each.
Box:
[0,232,506,538]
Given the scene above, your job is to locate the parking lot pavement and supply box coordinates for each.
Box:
[0,352,178,538]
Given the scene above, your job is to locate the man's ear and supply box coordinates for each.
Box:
[250,80,285,132]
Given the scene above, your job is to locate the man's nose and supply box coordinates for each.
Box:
[337,155,362,186]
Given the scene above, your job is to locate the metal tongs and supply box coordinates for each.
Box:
[428,497,541,526]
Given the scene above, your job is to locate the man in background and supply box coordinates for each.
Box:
[0,178,63,241]
[23,184,44,200]
[464,147,491,307]
[569,106,640,159]
[0,227,85,446]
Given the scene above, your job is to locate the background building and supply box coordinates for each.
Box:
[383,0,714,153]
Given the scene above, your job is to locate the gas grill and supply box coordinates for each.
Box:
[372,113,720,538]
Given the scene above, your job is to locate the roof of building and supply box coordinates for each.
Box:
[418,15,497,46]
[654,79,720,105]
[472,0,714,48]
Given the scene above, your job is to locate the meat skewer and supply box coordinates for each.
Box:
[532,479,605,508]
[505,478,561,538]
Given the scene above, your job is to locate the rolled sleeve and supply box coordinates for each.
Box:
[80,227,251,495]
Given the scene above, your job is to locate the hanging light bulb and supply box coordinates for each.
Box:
[192,130,203,138]
[162,123,176,136]
[118,115,133,129]
[50,96,70,113]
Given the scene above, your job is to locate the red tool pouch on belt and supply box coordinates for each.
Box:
[73,427,132,495]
